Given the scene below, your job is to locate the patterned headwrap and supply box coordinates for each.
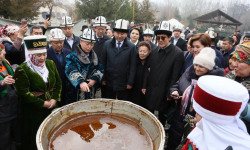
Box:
[0,24,19,37]
[232,44,250,64]
[28,54,45,67]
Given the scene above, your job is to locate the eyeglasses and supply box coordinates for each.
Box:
[157,36,167,41]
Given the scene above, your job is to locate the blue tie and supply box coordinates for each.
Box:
[117,42,121,50]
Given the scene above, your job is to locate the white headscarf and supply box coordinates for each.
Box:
[188,75,250,150]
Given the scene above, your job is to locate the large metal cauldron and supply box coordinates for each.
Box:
[36,99,165,150]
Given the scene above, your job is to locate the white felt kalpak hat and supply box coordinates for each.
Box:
[113,19,129,33]
[80,28,96,43]
[154,21,172,36]
[143,28,154,36]
[192,75,249,124]
[48,28,65,41]
[60,16,74,27]
[193,47,216,70]
[93,16,107,27]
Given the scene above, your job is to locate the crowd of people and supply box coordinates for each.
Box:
[0,15,250,150]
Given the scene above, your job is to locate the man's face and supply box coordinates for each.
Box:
[114,31,127,42]
[143,35,153,43]
[80,40,94,54]
[222,40,233,51]
[62,26,73,38]
[94,26,106,37]
[30,28,43,35]
[50,40,64,53]
[156,34,171,48]
[173,31,181,39]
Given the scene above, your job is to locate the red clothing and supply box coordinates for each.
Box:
[181,139,198,150]
[224,67,230,75]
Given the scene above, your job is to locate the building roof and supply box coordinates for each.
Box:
[194,9,242,27]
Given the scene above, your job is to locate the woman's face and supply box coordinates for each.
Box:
[228,57,236,70]
[194,64,209,76]
[130,29,140,43]
[35,53,47,65]
[232,35,237,43]
[9,31,19,41]
[192,40,205,56]
[138,46,150,60]
[232,58,250,77]
[107,29,113,38]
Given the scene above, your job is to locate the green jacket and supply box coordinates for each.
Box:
[0,60,14,99]
[15,60,62,109]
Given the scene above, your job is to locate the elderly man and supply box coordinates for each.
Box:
[145,21,184,126]
[47,28,71,106]
[143,28,157,50]
[170,28,187,51]
[102,19,137,100]
[65,28,103,104]
[93,16,110,58]
[61,16,80,51]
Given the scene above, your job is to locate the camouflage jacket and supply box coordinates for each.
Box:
[226,71,250,94]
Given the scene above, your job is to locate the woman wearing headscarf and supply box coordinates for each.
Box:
[15,35,62,150]
[166,48,224,150]
[226,44,250,134]
[0,24,28,65]
[65,28,103,104]
[182,76,250,150]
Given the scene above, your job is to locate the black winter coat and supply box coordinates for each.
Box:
[171,37,187,51]
[93,34,110,59]
[131,55,150,107]
[102,37,137,91]
[63,34,80,51]
[145,44,184,111]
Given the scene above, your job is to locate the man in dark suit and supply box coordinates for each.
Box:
[61,16,80,51]
[171,28,187,51]
[47,28,72,106]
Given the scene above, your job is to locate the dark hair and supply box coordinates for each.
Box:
[190,33,211,47]
[138,41,151,51]
[30,25,43,34]
[130,27,141,34]
[222,37,234,44]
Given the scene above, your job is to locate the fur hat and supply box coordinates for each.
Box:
[48,28,65,41]
[193,47,216,70]
[113,19,129,33]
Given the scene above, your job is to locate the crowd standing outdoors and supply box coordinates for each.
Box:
[0,13,249,150]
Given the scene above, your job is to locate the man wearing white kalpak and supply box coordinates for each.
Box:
[61,16,80,51]
[182,75,250,150]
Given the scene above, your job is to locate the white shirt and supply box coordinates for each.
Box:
[116,40,124,48]
[66,36,74,48]
[173,38,179,45]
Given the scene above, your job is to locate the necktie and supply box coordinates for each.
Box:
[117,42,121,50]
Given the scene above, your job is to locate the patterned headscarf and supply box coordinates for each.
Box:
[0,24,19,37]
[28,54,46,67]
[232,44,250,64]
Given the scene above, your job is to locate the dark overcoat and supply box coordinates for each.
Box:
[63,34,80,51]
[93,34,110,59]
[145,44,184,111]
[102,37,137,91]
[47,47,71,106]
